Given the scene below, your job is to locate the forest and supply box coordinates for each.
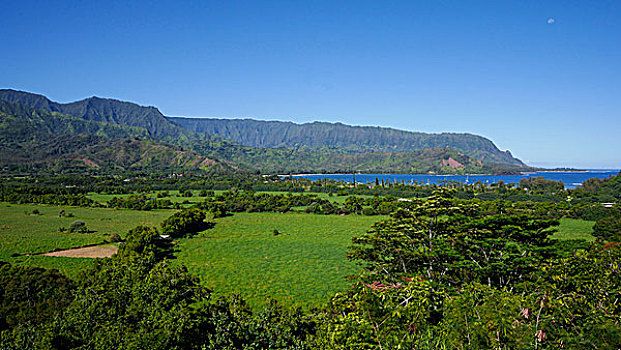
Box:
[0,171,619,349]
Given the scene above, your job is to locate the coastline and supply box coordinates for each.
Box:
[283,169,618,177]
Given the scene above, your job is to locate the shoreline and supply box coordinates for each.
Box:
[281,169,617,177]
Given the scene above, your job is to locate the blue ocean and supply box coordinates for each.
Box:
[292,170,620,189]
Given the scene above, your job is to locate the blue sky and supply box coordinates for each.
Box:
[1,1,619,169]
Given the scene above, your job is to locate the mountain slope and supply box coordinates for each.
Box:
[168,117,524,167]
[0,100,227,172]
[0,98,491,174]
[0,89,193,142]
[0,89,530,174]
[0,135,229,172]
[0,99,150,141]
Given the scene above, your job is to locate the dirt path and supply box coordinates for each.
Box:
[42,244,118,258]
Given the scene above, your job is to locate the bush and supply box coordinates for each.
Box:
[161,208,208,238]
[109,233,122,242]
[68,220,87,233]
[362,207,376,216]
[592,216,621,242]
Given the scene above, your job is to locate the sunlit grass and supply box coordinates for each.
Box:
[174,212,384,308]
[553,217,595,241]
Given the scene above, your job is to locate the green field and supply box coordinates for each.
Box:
[0,203,175,277]
[554,218,596,241]
[0,202,597,307]
[174,212,384,308]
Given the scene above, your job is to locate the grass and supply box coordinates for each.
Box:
[553,218,595,241]
[0,203,175,276]
[174,212,384,309]
[0,200,597,308]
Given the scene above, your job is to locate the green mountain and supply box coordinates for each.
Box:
[0,89,193,142]
[0,100,227,172]
[168,117,524,167]
[0,89,530,174]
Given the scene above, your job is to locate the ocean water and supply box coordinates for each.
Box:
[292,170,620,189]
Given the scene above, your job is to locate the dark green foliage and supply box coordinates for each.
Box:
[0,183,98,207]
[592,216,621,241]
[348,190,558,290]
[117,225,173,261]
[161,208,209,237]
[573,171,621,202]
[68,220,87,233]
[519,176,565,194]
[0,264,74,332]
[53,260,206,349]
[107,194,173,210]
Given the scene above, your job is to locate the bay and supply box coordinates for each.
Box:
[292,170,620,189]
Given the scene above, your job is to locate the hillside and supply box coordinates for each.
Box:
[169,117,525,167]
[0,100,227,172]
[0,89,530,174]
[0,132,229,173]
[0,89,193,142]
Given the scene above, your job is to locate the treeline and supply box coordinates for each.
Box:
[0,183,98,207]
[3,174,621,224]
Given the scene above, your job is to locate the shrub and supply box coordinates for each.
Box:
[161,208,208,238]
[68,220,87,233]
[592,216,621,242]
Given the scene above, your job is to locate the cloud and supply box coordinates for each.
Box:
[547,18,555,24]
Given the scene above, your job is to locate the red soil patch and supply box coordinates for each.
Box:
[441,157,465,169]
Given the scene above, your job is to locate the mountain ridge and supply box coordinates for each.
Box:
[169,116,522,166]
[0,89,530,174]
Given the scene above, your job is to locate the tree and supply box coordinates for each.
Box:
[592,216,621,242]
[0,263,74,332]
[348,189,558,290]
[160,208,209,238]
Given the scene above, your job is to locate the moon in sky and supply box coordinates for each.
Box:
[547,18,555,24]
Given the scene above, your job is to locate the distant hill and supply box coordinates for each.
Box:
[168,117,525,167]
[0,89,530,174]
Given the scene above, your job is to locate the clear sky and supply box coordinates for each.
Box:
[1,1,619,169]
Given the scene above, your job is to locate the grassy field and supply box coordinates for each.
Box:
[174,212,384,308]
[553,218,596,241]
[0,203,175,276]
[0,201,597,308]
